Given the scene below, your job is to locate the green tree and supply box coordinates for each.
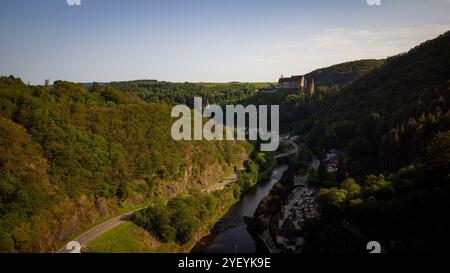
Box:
[340,178,361,199]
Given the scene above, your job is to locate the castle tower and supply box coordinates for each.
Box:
[309,78,315,96]
[300,76,306,93]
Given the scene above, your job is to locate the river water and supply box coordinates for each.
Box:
[191,165,288,253]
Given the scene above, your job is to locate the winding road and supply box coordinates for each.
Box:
[59,136,302,253]
[58,208,143,253]
[274,136,299,159]
[58,173,239,253]
[204,173,238,193]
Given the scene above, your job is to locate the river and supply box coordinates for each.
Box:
[191,165,288,253]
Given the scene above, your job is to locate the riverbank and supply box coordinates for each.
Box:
[191,136,299,253]
[85,185,240,253]
[191,165,288,253]
[252,150,320,253]
[252,165,296,249]
[85,149,278,253]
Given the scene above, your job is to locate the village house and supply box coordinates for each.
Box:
[275,182,318,252]
[325,149,345,173]
[276,218,304,252]
[327,159,339,173]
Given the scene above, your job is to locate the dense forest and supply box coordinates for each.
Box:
[250,31,450,252]
[0,78,251,252]
[133,152,274,245]
[308,132,450,252]
[308,31,450,253]
[302,31,450,177]
[108,81,272,106]
[1,29,448,253]
[243,59,385,131]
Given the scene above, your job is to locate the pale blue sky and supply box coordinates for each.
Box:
[0,0,449,84]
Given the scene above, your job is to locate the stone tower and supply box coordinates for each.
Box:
[299,76,306,93]
[309,78,315,96]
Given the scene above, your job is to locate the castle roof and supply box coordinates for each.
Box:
[278,75,304,83]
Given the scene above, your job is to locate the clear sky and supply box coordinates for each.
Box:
[0,0,449,84]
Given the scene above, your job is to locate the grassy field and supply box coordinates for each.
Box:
[57,201,149,252]
[84,222,180,253]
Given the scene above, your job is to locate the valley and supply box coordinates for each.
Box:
[1,31,449,253]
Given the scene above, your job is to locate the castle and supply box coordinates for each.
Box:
[277,75,315,96]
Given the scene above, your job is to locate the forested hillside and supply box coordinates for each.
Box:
[278,31,449,252]
[302,31,450,176]
[309,131,450,252]
[1,29,448,253]
[242,31,449,252]
[307,31,450,253]
[305,59,385,95]
[244,59,384,131]
[0,77,250,252]
[109,81,272,106]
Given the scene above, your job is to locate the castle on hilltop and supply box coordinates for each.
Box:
[277,75,315,96]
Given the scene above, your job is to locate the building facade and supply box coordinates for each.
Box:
[277,75,315,95]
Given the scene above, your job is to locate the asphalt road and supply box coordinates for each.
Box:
[59,172,240,252]
[204,173,238,193]
[274,136,299,159]
[58,208,143,253]
[59,137,301,253]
